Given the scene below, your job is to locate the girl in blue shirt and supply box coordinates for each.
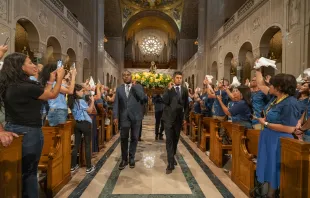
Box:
[68,84,95,174]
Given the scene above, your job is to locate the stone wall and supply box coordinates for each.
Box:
[207,0,310,81]
[0,0,91,83]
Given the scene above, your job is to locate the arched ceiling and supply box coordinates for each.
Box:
[104,0,198,39]
[120,0,183,30]
[125,16,177,39]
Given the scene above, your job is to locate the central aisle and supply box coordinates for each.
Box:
[56,115,247,198]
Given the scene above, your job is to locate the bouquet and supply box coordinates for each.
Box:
[132,72,172,88]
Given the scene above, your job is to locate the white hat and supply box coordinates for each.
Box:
[231,76,241,87]
[254,57,277,70]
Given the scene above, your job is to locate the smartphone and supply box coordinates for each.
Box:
[71,62,76,69]
[57,60,62,68]
[3,37,9,45]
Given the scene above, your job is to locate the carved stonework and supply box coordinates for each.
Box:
[0,0,8,21]
[289,0,300,30]
[38,11,48,27]
[61,30,67,40]
[253,17,260,32]
[233,34,239,45]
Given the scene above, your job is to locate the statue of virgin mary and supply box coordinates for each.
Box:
[149,61,157,74]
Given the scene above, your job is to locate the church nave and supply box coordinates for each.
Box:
[55,115,246,198]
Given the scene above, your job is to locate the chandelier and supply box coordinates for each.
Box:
[139,35,163,56]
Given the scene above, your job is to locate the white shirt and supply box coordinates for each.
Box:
[125,83,132,92]
[174,85,181,95]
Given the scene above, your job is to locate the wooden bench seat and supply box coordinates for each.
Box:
[39,126,64,198]
[231,124,260,196]
[209,119,233,167]
[0,136,23,198]
[280,138,310,198]
[199,117,211,152]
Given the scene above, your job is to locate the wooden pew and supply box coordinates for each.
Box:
[190,112,201,142]
[0,136,23,198]
[189,112,195,138]
[96,103,106,150]
[199,117,211,152]
[105,110,113,141]
[38,126,64,197]
[231,125,260,196]
[58,122,73,185]
[209,119,232,167]
[193,114,202,143]
[280,138,310,198]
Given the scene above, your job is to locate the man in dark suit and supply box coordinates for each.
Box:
[153,94,165,140]
[113,70,145,170]
[162,71,189,174]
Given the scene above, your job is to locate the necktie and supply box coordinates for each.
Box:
[126,84,130,98]
[175,86,180,98]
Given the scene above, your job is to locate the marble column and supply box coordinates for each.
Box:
[197,0,207,86]
[92,0,105,82]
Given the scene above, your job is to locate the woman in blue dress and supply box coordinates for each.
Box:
[255,73,301,198]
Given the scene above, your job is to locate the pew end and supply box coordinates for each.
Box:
[199,117,211,152]
[0,136,23,198]
[210,119,233,167]
[280,138,310,198]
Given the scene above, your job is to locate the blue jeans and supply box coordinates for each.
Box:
[5,123,44,198]
[47,109,68,126]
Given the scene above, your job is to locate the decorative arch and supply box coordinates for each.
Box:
[224,52,234,82]
[191,74,195,89]
[106,73,110,87]
[66,48,77,68]
[211,61,218,83]
[83,58,90,82]
[238,42,253,83]
[123,10,180,39]
[15,18,40,61]
[110,74,113,88]
[46,36,62,64]
[259,25,282,75]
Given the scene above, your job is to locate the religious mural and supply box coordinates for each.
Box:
[120,0,183,30]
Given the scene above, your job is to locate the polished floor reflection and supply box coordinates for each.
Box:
[55,115,247,198]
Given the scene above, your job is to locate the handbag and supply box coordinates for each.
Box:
[300,98,310,131]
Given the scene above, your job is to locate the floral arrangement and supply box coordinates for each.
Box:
[132,72,172,88]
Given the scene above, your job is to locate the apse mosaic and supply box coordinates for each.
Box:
[120,0,183,30]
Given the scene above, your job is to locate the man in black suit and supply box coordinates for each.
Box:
[162,71,189,174]
[113,70,145,170]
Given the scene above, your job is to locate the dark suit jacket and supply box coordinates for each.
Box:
[162,85,189,125]
[113,84,145,127]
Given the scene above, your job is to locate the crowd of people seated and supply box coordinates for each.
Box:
[0,45,116,197]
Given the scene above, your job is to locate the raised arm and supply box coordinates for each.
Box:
[38,67,65,100]
[256,70,269,95]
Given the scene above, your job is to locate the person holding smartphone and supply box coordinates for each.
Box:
[0,53,65,197]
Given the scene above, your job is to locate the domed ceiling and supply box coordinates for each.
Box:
[120,0,184,29]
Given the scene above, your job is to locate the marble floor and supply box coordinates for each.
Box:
[55,115,247,198]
